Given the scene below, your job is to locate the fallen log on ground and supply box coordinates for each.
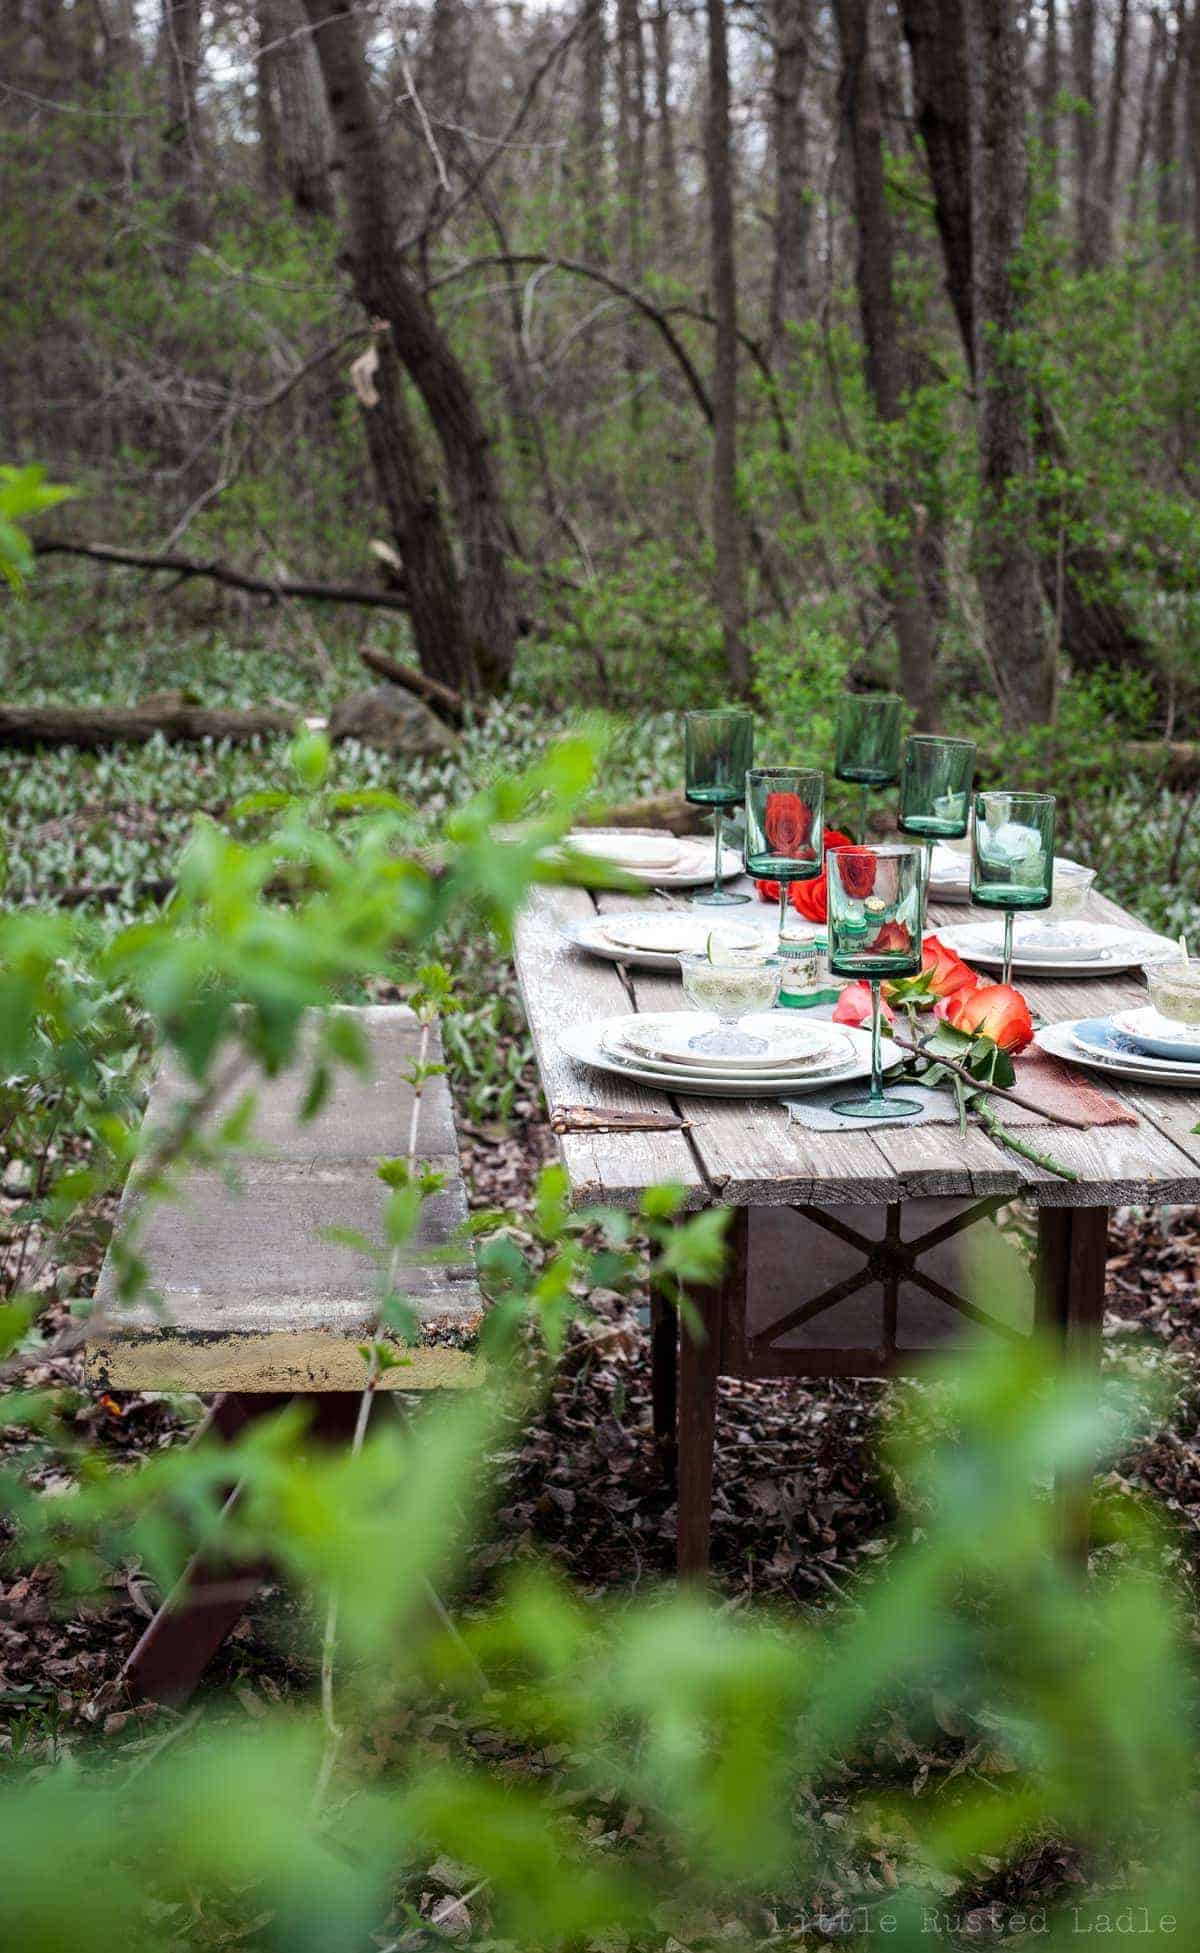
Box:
[0,694,297,750]
[576,791,708,836]
[357,646,465,724]
[32,536,410,612]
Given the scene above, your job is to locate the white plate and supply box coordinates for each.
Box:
[1111,1006,1200,1064]
[940,920,1173,977]
[598,913,762,957]
[603,1010,835,1073]
[560,1023,898,1098]
[1035,1019,1200,1089]
[596,1030,859,1089]
[565,830,683,871]
[561,910,772,970]
[929,851,1091,907]
[547,831,742,889]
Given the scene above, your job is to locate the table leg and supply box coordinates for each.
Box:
[650,1293,678,1480]
[122,1391,361,1706]
[1036,1206,1109,1562]
[676,1209,745,1579]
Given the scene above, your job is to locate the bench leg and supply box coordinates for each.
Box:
[1037,1206,1109,1562]
[649,1293,678,1480]
[122,1391,361,1707]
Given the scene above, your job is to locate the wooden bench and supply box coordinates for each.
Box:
[87,1005,481,1703]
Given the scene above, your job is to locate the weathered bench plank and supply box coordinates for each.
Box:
[86,1006,483,1393]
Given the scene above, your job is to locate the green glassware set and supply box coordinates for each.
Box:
[682,701,1057,1117]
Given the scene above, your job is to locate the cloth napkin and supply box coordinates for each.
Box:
[786,1043,1136,1133]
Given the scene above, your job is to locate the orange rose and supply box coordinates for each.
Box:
[884,933,979,1008]
[936,982,1033,1053]
[919,934,978,1000]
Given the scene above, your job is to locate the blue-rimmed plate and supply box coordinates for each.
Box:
[1111,1006,1200,1064]
[1070,1017,1200,1075]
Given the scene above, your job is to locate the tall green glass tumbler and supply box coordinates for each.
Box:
[684,709,754,907]
[970,790,1056,987]
[898,733,976,928]
[826,842,923,1120]
[744,767,824,942]
[835,692,903,842]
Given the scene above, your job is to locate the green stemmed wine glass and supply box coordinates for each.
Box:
[744,767,824,943]
[898,734,976,928]
[826,842,923,1119]
[684,709,754,907]
[835,692,903,842]
[970,791,1056,987]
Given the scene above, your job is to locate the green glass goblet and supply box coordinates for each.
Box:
[826,842,923,1120]
[898,734,976,928]
[744,766,824,944]
[835,692,903,842]
[684,708,754,907]
[970,791,1056,987]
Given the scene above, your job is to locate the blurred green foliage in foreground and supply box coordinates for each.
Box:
[0,725,1197,1949]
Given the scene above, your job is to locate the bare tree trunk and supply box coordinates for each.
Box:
[258,0,334,223]
[898,0,975,363]
[579,0,607,263]
[1187,0,1200,251]
[703,0,749,693]
[964,0,1053,728]
[616,0,647,421]
[1130,6,1165,224]
[652,0,680,245]
[1098,0,1131,255]
[833,0,937,724]
[1071,0,1103,266]
[1039,0,1060,197]
[355,340,471,697]
[902,0,1149,685]
[1156,2,1185,227]
[769,0,812,362]
[160,0,203,273]
[302,0,517,694]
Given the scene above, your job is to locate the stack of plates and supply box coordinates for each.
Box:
[561,1011,901,1098]
[929,848,1090,907]
[1037,1011,1200,1089]
[558,829,742,889]
[941,919,1174,977]
[561,910,772,970]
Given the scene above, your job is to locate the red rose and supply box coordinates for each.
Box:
[936,982,1033,1053]
[870,919,913,955]
[833,979,895,1027]
[764,789,814,858]
[755,827,854,923]
[832,846,877,900]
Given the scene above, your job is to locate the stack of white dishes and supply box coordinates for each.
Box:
[561,1011,901,1098]
[928,846,1091,908]
[941,918,1176,977]
[1036,1010,1200,1089]
[561,909,772,971]
[559,829,742,889]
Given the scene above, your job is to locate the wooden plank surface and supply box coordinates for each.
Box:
[514,885,705,1205]
[86,1006,483,1393]
[515,868,1200,1211]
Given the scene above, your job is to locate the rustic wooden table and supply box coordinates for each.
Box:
[515,876,1200,1573]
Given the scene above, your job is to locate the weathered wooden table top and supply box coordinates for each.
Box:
[514,876,1200,1212]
